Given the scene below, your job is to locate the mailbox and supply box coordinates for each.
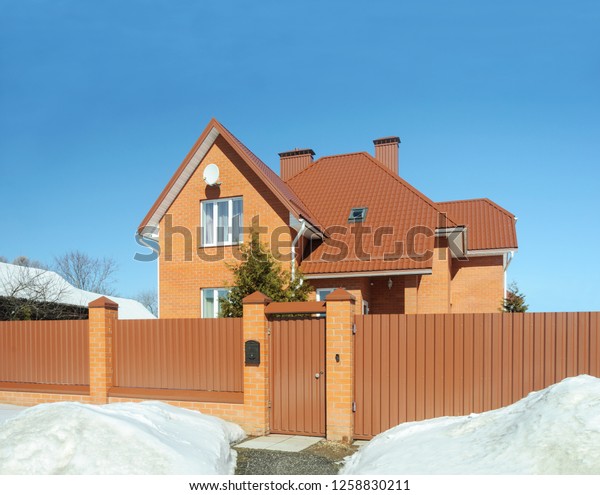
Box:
[245,340,260,365]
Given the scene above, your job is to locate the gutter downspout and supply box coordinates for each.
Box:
[503,250,515,296]
[291,219,307,282]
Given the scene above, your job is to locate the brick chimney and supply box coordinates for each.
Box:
[279,148,315,181]
[373,136,400,175]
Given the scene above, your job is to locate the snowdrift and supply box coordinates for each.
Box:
[342,375,600,474]
[0,401,245,474]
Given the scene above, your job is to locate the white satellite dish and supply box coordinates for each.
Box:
[203,163,220,186]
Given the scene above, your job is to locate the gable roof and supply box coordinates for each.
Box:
[287,152,457,274]
[138,118,320,234]
[436,198,518,251]
[139,118,518,277]
[0,262,155,319]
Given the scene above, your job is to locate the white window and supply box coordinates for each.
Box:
[362,300,369,315]
[317,288,368,314]
[201,288,230,318]
[201,197,243,247]
[316,288,335,301]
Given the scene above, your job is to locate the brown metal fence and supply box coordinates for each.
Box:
[354,312,600,439]
[0,320,89,387]
[113,318,243,398]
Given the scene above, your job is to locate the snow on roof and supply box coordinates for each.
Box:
[0,262,155,320]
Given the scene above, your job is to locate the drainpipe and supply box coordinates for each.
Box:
[291,219,307,281]
[503,250,515,296]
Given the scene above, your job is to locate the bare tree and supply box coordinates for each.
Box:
[0,256,8,263]
[53,251,118,295]
[133,289,158,317]
[0,264,84,320]
[11,256,47,269]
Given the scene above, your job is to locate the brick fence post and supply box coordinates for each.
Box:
[325,288,356,443]
[242,291,272,436]
[88,297,118,404]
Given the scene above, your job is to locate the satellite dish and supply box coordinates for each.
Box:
[203,163,220,186]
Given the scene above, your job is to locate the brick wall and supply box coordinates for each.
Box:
[307,254,504,316]
[325,289,355,442]
[451,255,504,313]
[159,135,293,318]
[416,238,451,314]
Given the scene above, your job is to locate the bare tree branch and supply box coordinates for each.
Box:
[53,251,118,295]
[133,289,158,317]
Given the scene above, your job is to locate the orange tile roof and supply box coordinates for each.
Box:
[140,119,518,276]
[217,122,321,227]
[437,198,518,251]
[287,152,457,274]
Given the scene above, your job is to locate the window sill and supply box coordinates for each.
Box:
[199,242,242,249]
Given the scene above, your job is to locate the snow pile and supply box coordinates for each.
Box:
[0,404,22,426]
[342,375,600,475]
[0,401,245,474]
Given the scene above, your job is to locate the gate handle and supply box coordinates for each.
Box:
[314,371,324,379]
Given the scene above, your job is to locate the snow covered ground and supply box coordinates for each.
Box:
[0,401,245,474]
[342,375,600,475]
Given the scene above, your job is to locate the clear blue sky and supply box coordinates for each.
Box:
[1,0,598,311]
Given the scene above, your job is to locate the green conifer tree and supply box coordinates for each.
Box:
[502,282,529,313]
[219,230,312,317]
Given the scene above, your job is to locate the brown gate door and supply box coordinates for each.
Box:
[270,318,326,436]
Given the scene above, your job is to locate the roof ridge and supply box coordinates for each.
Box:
[285,151,370,184]
[212,122,325,228]
[289,151,458,227]
[358,152,458,227]
[438,197,516,219]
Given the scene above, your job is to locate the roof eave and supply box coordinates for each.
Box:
[304,269,433,279]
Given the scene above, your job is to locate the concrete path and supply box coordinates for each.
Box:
[236,434,322,452]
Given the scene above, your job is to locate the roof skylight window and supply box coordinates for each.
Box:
[348,207,367,223]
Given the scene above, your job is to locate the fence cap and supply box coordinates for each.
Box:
[88,296,119,310]
[325,288,356,302]
[265,301,326,315]
[242,291,273,305]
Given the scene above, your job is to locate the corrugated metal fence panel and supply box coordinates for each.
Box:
[114,318,243,392]
[354,312,600,439]
[0,320,89,385]
[270,318,326,436]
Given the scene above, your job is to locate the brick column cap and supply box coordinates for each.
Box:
[88,296,119,310]
[242,291,273,305]
[325,288,356,302]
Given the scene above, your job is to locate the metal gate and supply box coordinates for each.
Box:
[270,318,326,436]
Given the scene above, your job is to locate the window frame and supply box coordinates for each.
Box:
[348,207,368,223]
[201,196,243,247]
[201,287,230,318]
[316,288,336,302]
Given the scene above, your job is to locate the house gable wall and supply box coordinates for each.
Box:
[158,135,292,318]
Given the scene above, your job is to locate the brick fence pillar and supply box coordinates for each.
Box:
[242,291,272,436]
[325,288,356,443]
[88,297,118,404]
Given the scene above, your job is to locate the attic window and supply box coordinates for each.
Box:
[348,207,367,223]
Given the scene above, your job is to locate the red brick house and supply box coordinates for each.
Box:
[138,119,518,318]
